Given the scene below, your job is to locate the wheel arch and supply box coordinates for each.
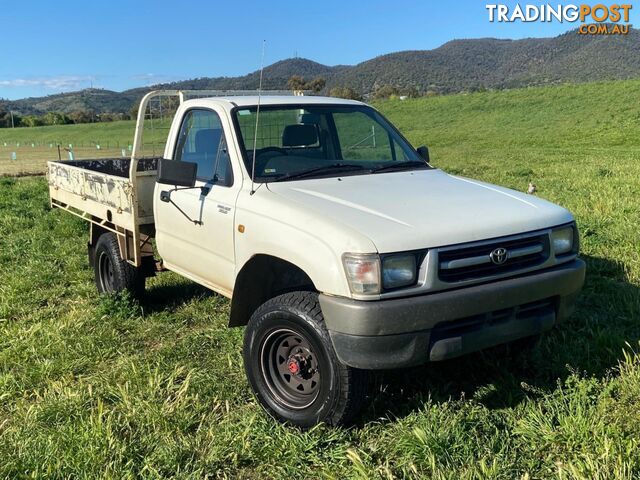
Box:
[229,254,317,327]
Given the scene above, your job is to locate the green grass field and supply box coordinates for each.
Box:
[0,119,170,175]
[1,80,640,478]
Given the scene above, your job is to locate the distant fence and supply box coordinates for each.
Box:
[1,141,135,149]
[0,141,168,165]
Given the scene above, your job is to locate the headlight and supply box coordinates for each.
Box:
[342,253,381,294]
[551,225,575,255]
[343,252,420,295]
[382,254,417,289]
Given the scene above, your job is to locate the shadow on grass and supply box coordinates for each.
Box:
[141,280,213,314]
[362,254,640,422]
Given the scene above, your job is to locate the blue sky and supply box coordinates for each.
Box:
[1,0,586,100]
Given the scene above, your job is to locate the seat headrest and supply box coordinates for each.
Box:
[298,113,321,124]
[282,124,318,147]
[195,128,222,154]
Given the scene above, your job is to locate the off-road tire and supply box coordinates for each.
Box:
[93,232,145,298]
[243,291,369,428]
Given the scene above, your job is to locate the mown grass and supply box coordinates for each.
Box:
[1,79,640,478]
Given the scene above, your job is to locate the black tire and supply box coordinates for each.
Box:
[243,291,368,428]
[93,232,145,298]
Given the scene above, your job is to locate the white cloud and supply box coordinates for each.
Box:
[0,75,96,91]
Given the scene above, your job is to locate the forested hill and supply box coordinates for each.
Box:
[4,26,640,115]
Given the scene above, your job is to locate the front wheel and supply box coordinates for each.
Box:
[243,292,368,428]
[93,232,145,298]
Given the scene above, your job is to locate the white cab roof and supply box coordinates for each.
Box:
[183,95,365,110]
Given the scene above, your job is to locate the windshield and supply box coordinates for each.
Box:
[232,104,427,182]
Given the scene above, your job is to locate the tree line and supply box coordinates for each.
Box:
[287,75,424,101]
[0,78,427,129]
[0,109,134,128]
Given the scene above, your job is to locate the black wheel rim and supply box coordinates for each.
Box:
[98,251,115,293]
[259,328,321,409]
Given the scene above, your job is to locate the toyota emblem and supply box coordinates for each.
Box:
[490,247,508,265]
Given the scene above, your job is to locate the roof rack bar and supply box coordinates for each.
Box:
[177,89,308,100]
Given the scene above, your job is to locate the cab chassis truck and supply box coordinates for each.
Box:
[48,90,585,427]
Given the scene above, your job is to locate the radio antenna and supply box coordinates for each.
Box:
[250,40,266,195]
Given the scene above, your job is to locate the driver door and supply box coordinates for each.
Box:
[154,108,240,295]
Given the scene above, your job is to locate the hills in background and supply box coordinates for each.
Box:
[4,26,640,115]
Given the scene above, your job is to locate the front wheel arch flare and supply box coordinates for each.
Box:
[229,255,316,327]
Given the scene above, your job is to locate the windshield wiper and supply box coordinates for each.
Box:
[370,160,428,174]
[270,163,365,182]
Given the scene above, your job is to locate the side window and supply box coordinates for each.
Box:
[174,109,233,186]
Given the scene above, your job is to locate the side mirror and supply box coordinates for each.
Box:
[157,158,197,187]
[417,146,430,163]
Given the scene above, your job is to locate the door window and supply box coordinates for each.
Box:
[174,109,233,185]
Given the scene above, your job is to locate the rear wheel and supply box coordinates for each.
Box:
[93,232,145,297]
[243,292,368,428]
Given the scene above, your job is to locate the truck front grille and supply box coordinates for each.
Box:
[438,232,549,283]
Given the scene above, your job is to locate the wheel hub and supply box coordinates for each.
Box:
[287,352,312,376]
[287,357,301,375]
[260,329,321,409]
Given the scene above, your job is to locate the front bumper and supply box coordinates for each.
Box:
[319,259,585,369]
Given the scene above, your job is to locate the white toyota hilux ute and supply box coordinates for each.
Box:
[48,90,585,427]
